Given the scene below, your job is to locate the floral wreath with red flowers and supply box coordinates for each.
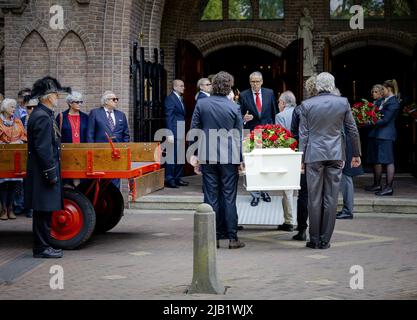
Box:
[352,99,381,126]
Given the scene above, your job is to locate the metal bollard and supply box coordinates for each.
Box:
[187,203,225,294]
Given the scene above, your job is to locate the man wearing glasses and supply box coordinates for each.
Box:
[238,71,278,207]
[195,78,212,101]
[86,91,130,144]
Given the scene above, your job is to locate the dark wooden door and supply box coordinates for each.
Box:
[323,37,333,73]
[280,38,304,103]
[411,43,417,178]
[175,39,204,175]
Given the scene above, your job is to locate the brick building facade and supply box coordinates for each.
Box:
[0,1,416,171]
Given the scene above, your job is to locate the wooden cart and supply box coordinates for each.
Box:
[0,142,163,249]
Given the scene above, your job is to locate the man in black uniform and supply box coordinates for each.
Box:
[25,77,71,258]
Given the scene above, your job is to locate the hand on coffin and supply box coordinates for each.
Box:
[238,162,245,175]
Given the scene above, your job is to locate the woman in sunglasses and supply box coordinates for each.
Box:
[56,91,89,143]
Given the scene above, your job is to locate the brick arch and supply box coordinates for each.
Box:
[19,30,50,89]
[56,31,88,103]
[329,29,416,57]
[193,28,290,57]
[53,22,96,58]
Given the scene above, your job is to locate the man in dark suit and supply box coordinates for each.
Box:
[25,76,71,258]
[164,79,189,188]
[238,71,278,206]
[87,91,130,188]
[195,78,212,101]
[191,71,245,249]
[87,91,130,143]
[299,72,361,250]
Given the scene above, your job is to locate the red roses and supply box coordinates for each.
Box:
[243,124,298,152]
[352,99,381,126]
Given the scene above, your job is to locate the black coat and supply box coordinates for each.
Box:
[238,87,278,132]
[24,103,63,212]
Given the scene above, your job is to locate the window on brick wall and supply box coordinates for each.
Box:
[259,0,284,19]
[330,0,415,19]
[330,0,385,19]
[200,0,284,21]
[201,0,223,20]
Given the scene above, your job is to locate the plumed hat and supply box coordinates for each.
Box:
[30,76,72,99]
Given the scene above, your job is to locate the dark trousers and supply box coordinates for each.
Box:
[201,164,239,240]
[306,161,344,244]
[165,140,184,184]
[296,173,308,231]
[13,181,25,213]
[33,211,53,253]
[0,181,18,208]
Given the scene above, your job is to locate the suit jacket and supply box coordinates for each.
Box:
[24,103,63,211]
[56,109,89,143]
[238,87,278,131]
[165,92,185,139]
[290,104,302,142]
[87,107,130,143]
[299,93,361,164]
[191,95,243,164]
[196,91,209,101]
[275,106,295,131]
[368,95,400,141]
[342,125,364,177]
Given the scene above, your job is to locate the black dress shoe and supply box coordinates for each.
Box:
[375,186,393,196]
[292,229,306,241]
[33,247,63,258]
[261,192,271,202]
[229,239,245,249]
[238,225,244,230]
[336,211,353,220]
[250,197,259,207]
[306,241,320,249]
[277,223,294,232]
[364,184,382,192]
[176,180,189,186]
[164,181,178,188]
[319,241,331,249]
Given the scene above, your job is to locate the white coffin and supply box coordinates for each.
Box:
[243,148,303,191]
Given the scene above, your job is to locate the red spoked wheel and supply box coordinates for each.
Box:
[77,181,124,233]
[50,188,96,250]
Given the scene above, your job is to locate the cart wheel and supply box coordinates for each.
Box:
[50,188,96,250]
[77,181,124,233]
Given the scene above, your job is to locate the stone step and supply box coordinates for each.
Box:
[129,194,417,214]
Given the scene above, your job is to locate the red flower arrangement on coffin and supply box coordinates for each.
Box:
[243,124,298,152]
[351,99,381,126]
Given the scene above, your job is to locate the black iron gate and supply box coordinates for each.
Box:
[131,42,167,142]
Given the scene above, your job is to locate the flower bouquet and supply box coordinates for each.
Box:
[242,124,302,191]
[243,124,298,153]
[351,99,381,126]
[403,103,417,120]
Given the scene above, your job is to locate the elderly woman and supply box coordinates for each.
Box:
[56,91,88,143]
[0,98,27,220]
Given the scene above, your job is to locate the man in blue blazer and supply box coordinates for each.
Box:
[164,80,189,188]
[238,71,278,206]
[87,91,130,143]
[87,91,130,188]
[195,78,212,101]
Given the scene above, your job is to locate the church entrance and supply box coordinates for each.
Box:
[204,46,281,94]
[332,45,416,174]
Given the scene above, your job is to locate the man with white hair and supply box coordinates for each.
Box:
[195,78,212,101]
[299,72,361,250]
[275,91,297,232]
[87,91,130,144]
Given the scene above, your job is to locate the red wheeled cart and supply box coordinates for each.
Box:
[0,142,162,249]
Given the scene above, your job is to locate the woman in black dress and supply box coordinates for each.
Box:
[365,80,400,196]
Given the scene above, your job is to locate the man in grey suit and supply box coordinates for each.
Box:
[275,91,297,232]
[191,71,245,249]
[299,72,361,249]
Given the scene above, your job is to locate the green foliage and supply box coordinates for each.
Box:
[201,0,223,20]
[229,0,253,20]
[259,0,284,19]
[392,0,412,16]
[330,0,385,19]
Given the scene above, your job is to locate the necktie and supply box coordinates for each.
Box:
[107,111,115,132]
[255,92,262,113]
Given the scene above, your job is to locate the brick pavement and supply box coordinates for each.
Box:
[0,212,417,300]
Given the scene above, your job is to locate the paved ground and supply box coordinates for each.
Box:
[1,211,417,300]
